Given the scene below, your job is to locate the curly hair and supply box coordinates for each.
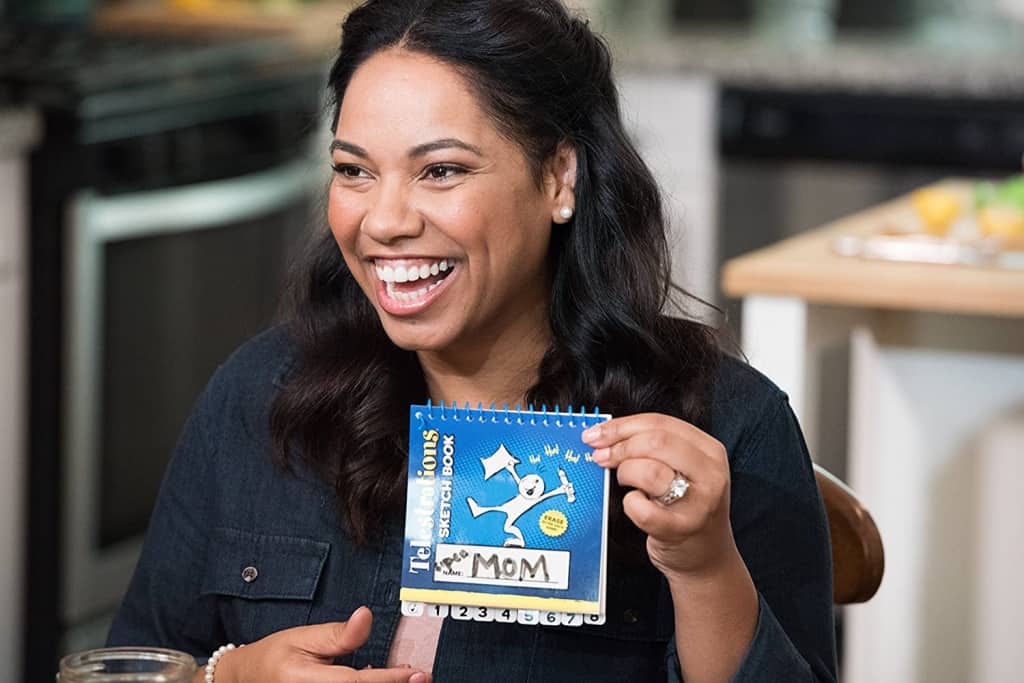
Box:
[271,0,720,547]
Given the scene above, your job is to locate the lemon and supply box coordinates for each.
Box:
[911,188,962,237]
[977,206,1024,239]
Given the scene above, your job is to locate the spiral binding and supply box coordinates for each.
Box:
[420,400,604,428]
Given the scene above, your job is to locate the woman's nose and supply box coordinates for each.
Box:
[361,181,424,243]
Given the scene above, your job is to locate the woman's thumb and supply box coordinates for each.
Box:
[300,606,374,658]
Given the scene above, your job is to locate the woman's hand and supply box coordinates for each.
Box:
[584,415,760,682]
[582,414,739,580]
[212,607,430,683]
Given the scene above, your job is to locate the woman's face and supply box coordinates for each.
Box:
[328,49,570,357]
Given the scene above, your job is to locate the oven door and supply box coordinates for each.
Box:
[62,158,318,628]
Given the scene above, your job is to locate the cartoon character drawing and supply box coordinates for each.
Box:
[466,444,575,547]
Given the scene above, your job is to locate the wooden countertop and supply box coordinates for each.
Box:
[722,182,1024,318]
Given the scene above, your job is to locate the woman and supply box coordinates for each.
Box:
[109,1,837,681]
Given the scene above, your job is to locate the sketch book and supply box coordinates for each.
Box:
[400,402,611,622]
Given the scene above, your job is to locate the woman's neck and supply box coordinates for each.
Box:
[417,320,551,409]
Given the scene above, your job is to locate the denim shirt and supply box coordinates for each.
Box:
[108,327,837,681]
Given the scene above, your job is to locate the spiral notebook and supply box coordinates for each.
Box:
[400,402,611,626]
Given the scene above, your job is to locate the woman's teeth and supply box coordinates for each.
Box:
[375,259,451,284]
[385,279,445,302]
[375,259,454,303]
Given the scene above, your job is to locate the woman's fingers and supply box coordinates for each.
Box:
[591,426,729,514]
[606,431,730,543]
[583,413,738,577]
[583,413,725,463]
[296,607,374,659]
[293,666,428,683]
[621,489,698,538]
[616,456,718,536]
[220,607,431,683]
[316,668,431,683]
[593,428,715,480]
[355,670,430,683]
[615,457,678,500]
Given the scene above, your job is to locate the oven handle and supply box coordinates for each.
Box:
[79,157,319,242]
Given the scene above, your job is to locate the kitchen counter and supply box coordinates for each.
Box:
[721,184,1024,683]
[610,28,1024,100]
[722,181,1024,318]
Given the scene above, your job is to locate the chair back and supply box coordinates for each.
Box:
[814,464,884,604]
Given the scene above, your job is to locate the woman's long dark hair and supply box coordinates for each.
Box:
[271,0,720,546]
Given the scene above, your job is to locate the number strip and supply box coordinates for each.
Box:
[401,602,605,626]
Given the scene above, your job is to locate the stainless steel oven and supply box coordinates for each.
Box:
[5,27,326,679]
[61,159,317,638]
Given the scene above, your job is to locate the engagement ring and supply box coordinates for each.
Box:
[654,472,690,506]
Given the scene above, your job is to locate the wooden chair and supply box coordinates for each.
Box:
[813,464,884,604]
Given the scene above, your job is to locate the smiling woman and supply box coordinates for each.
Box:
[107,2,837,682]
[328,49,561,364]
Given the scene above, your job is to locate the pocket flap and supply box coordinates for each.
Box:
[570,563,675,642]
[201,527,330,601]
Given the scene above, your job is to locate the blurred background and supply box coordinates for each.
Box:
[1,0,1023,681]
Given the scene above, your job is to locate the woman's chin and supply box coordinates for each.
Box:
[378,320,457,354]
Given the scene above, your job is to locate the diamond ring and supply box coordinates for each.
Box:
[654,472,690,506]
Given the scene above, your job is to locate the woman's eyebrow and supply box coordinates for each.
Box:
[330,140,369,158]
[330,138,485,159]
[409,138,484,158]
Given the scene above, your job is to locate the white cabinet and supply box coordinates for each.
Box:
[0,107,40,683]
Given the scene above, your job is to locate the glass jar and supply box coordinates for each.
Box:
[58,648,197,683]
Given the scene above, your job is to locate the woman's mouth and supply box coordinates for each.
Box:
[373,258,458,315]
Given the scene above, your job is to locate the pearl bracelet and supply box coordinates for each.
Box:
[205,643,244,683]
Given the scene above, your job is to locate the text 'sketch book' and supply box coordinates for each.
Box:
[400,402,611,622]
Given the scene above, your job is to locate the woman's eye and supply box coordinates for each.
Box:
[332,164,369,180]
[424,164,466,182]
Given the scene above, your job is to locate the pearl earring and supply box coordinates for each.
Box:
[559,207,574,220]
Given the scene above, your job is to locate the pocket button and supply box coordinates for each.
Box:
[241,566,259,583]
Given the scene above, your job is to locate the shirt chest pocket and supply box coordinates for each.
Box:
[201,527,330,644]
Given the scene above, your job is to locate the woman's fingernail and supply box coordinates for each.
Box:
[592,447,609,463]
[410,673,429,683]
[582,425,601,442]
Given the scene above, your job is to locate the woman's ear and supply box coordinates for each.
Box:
[545,142,578,224]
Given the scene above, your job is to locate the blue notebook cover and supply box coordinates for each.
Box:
[400,403,611,615]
